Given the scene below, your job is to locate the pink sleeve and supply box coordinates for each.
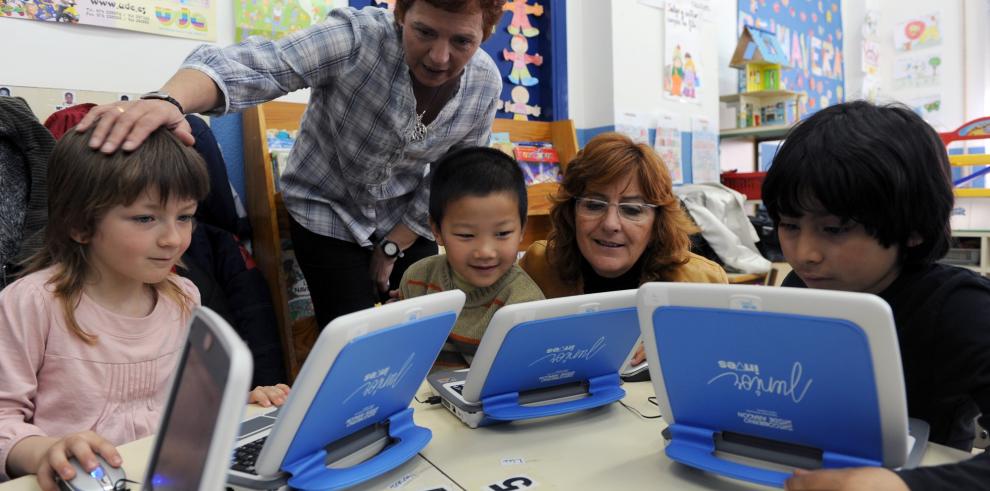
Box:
[0,277,53,480]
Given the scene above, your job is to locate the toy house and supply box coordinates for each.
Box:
[720,25,803,129]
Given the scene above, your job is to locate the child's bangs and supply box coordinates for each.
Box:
[111,132,210,206]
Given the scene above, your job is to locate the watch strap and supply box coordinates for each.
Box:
[140,92,185,115]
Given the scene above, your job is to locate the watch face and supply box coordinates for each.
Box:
[383,241,399,257]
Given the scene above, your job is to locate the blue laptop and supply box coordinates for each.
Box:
[227,290,465,491]
[637,283,928,488]
[428,290,642,428]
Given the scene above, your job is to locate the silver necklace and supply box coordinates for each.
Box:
[408,81,444,143]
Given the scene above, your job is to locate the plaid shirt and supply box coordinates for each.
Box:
[182,6,501,246]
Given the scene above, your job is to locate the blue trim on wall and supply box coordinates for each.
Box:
[548,0,568,120]
[575,125,696,184]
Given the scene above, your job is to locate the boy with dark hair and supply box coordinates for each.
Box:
[398,147,544,368]
[762,100,990,490]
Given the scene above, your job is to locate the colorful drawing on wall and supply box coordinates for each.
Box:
[894,12,941,52]
[907,94,942,129]
[738,0,844,117]
[615,112,651,145]
[499,86,540,121]
[0,0,217,41]
[503,0,541,37]
[691,115,719,184]
[655,112,686,185]
[503,34,542,87]
[234,0,344,42]
[664,0,703,104]
[893,52,941,90]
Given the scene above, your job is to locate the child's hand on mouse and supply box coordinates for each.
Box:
[249,383,291,407]
[36,431,120,491]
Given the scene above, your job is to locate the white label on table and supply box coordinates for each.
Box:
[500,457,526,466]
[483,475,537,491]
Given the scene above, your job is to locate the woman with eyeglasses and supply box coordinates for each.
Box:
[519,132,727,364]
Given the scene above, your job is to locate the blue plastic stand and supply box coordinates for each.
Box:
[482,373,625,421]
[283,408,430,491]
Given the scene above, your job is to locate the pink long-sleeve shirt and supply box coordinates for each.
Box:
[0,267,199,480]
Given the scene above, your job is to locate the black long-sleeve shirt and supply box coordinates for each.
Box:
[783,263,990,489]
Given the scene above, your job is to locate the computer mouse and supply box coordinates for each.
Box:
[55,455,126,491]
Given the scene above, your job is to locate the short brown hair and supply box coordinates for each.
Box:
[546,132,697,284]
[27,126,209,343]
[394,0,506,41]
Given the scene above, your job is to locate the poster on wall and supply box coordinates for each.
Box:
[691,116,719,184]
[893,52,941,90]
[893,12,941,52]
[906,94,942,129]
[655,112,687,185]
[737,0,844,118]
[663,0,704,104]
[234,0,345,42]
[615,112,651,145]
[0,0,217,41]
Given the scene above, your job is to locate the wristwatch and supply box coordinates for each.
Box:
[379,239,404,259]
[140,91,185,114]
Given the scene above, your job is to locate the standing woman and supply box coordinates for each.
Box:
[519,132,728,362]
[78,0,506,328]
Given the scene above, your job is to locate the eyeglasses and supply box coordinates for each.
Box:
[574,197,658,222]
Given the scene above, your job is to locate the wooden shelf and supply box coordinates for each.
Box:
[719,89,801,103]
[491,118,579,250]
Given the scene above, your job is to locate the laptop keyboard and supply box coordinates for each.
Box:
[231,436,267,474]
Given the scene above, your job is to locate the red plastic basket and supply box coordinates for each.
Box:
[720,171,767,200]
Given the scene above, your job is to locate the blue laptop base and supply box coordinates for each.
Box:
[275,311,456,491]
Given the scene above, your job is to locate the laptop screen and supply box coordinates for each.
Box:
[144,317,230,490]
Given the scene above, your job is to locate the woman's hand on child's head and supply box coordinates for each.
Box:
[249,383,291,407]
[37,431,121,491]
[785,467,908,491]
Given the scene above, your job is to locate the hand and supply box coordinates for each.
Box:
[249,383,291,407]
[75,99,193,154]
[630,343,647,365]
[370,246,398,295]
[785,467,909,491]
[385,289,401,304]
[34,432,121,491]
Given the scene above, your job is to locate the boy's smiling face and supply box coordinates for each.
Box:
[432,192,523,289]
[777,211,903,294]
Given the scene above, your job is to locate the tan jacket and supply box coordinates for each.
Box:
[518,240,728,298]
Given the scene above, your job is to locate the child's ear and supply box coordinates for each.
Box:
[429,218,445,247]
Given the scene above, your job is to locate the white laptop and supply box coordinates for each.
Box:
[637,283,928,488]
[142,306,254,490]
[428,290,642,428]
[227,291,464,490]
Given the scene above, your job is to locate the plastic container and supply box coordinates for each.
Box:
[721,171,768,200]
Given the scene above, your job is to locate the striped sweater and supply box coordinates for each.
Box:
[399,255,544,368]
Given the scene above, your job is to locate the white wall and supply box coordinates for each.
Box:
[2,0,317,103]
[565,0,614,130]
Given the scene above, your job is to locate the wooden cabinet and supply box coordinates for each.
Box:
[242,102,578,378]
[242,101,309,380]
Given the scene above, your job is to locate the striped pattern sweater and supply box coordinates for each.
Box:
[399,255,544,368]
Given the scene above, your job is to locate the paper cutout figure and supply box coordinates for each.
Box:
[503,35,543,87]
[503,0,543,37]
[682,53,699,98]
[499,86,541,121]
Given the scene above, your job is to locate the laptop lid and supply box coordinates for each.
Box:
[637,283,910,485]
[462,290,641,406]
[142,307,254,490]
[253,290,465,480]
